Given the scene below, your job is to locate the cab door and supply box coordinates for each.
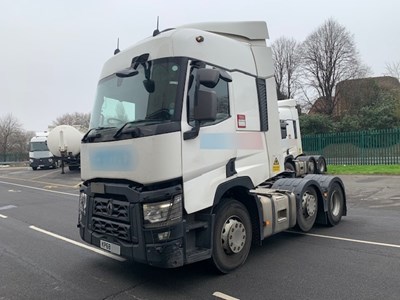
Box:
[181,66,236,214]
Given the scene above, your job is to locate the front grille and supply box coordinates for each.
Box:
[91,196,135,242]
[93,198,129,222]
[92,217,131,241]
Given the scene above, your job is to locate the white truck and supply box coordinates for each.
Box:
[77,21,346,273]
[47,125,83,172]
[278,99,327,175]
[29,132,57,170]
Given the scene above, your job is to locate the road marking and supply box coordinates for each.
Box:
[213,292,240,300]
[369,203,400,208]
[0,180,78,197]
[74,182,83,189]
[0,205,17,211]
[29,225,126,262]
[0,175,78,189]
[31,169,61,180]
[288,231,400,249]
[2,179,125,262]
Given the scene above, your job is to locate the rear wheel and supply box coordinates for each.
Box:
[316,157,327,174]
[296,186,318,232]
[327,183,344,226]
[32,167,38,171]
[307,158,316,174]
[212,199,252,274]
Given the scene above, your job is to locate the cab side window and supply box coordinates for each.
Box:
[187,67,230,127]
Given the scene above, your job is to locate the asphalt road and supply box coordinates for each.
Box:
[1,167,400,300]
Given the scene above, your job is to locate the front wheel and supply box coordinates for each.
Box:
[212,199,252,274]
[327,183,344,226]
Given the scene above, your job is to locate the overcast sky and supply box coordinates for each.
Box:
[1,0,399,132]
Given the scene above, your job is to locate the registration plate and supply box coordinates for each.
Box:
[100,240,121,255]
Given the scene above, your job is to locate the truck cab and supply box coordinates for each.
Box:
[279,99,302,157]
[78,21,346,273]
[278,99,328,175]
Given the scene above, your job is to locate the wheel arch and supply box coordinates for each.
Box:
[284,155,295,164]
[304,174,347,224]
[272,177,324,231]
[212,177,263,246]
[284,155,296,172]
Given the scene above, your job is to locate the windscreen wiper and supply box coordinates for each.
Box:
[113,120,163,138]
[81,127,115,142]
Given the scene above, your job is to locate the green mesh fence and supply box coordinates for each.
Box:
[302,128,400,165]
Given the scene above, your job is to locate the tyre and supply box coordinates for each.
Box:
[327,182,344,226]
[32,167,38,170]
[69,165,79,171]
[285,161,295,172]
[296,186,318,232]
[307,158,316,174]
[212,199,252,273]
[316,157,327,174]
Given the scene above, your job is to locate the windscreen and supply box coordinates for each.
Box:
[90,57,185,130]
[30,142,49,152]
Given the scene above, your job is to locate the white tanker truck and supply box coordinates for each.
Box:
[47,125,83,172]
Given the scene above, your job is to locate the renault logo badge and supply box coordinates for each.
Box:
[106,200,113,215]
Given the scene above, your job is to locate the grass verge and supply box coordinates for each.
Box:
[328,164,400,175]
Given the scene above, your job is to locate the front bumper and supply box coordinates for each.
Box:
[30,158,55,168]
[78,180,186,268]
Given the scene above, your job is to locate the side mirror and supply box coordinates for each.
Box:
[197,68,232,88]
[184,67,231,141]
[194,90,217,121]
[116,67,138,78]
[197,68,220,88]
[183,90,217,140]
[143,79,155,93]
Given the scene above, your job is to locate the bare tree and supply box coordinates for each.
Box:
[9,130,32,161]
[301,19,368,115]
[271,37,301,99]
[385,61,400,80]
[0,114,24,162]
[52,112,90,132]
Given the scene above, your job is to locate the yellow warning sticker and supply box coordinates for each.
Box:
[272,157,280,172]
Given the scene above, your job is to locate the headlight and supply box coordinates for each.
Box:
[48,158,53,162]
[143,194,182,228]
[78,192,87,223]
